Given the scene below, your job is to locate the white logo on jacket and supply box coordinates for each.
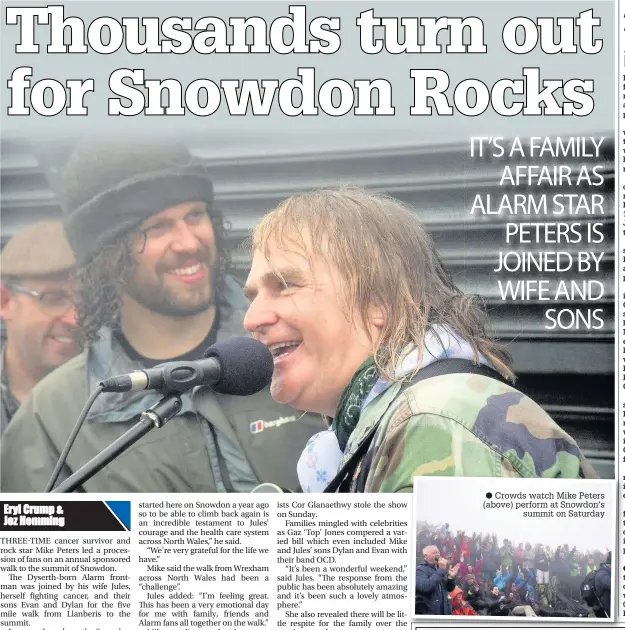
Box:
[250,416,297,434]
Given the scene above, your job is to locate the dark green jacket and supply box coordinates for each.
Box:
[1,284,324,493]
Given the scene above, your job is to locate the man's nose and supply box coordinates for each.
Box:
[58,304,79,327]
[170,221,201,252]
[243,295,279,334]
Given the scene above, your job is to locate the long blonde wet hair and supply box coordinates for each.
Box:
[250,186,514,382]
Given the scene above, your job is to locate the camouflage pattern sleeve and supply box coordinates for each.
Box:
[367,412,521,492]
[361,373,597,492]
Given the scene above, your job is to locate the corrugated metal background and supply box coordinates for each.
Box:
[1,135,614,477]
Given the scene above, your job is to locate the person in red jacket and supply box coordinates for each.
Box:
[459,552,484,583]
[460,535,472,564]
[442,534,455,560]
[451,587,478,616]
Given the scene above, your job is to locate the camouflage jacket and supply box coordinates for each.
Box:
[340,372,597,492]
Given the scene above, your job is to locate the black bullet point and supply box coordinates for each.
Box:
[486,492,492,499]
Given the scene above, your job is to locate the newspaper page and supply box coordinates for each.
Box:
[0,0,619,628]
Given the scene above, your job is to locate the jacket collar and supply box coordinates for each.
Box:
[339,380,401,465]
[85,275,249,424]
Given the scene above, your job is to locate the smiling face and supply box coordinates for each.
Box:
[243,235,383,417]
[0,273,80,380]
[123,201,217,316]
[423,546,440,565]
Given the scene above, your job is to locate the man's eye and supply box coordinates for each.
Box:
[41,293,68,306]
[144,223,167,235]
[186,209,208,223]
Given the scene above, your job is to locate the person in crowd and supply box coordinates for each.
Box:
[501,540,514,569]
[481,540,501,586]
[469,533,481,561]
[0,221,80,434]
[459,552,483,584]
[585,556,596,575]
[417,528,432,555]
[550,547,569,601]
[522,542,535,573]
[494,566,511,591]
[534,545,549,606]
[450,587,478,616]
[458,533,471,564]
[242,187,597,492]
[441,531,455,560]
[505,582,538,617]
[415,545,459,615]
[515,565,537,602]
[592,549,604,569]
[568,548,582,597]
[1,139,325,492]
[593,552,611,618]
[482,586,510,616]
[514,543,523,569]
[463,574,489,614]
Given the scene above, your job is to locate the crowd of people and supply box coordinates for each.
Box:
[415,523,612,618]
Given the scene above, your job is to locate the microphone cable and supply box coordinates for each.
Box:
[44,385,104,492]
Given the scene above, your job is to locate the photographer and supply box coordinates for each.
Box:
[415,545,459,615]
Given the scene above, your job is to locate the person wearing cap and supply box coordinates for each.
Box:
[0,221,79,434]
[1,139,324,493]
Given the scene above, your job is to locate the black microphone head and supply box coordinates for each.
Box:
[203,337,274,396]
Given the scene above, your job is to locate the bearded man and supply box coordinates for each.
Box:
[1,140,323,492]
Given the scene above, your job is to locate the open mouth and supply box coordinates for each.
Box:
[268,341,301,363]
[50,335,75,346]
[170,263,202,276]
[48,334,78,353]
[166,262,207,283]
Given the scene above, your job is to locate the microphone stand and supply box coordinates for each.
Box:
[49,394,182,493]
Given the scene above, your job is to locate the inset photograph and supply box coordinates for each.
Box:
[413,478,614,621]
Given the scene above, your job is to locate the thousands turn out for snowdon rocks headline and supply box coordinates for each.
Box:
[4,6,603,117]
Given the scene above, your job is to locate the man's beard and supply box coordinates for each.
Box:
[124,266,216,317]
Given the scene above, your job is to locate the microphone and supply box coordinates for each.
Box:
[99,337,274,395]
